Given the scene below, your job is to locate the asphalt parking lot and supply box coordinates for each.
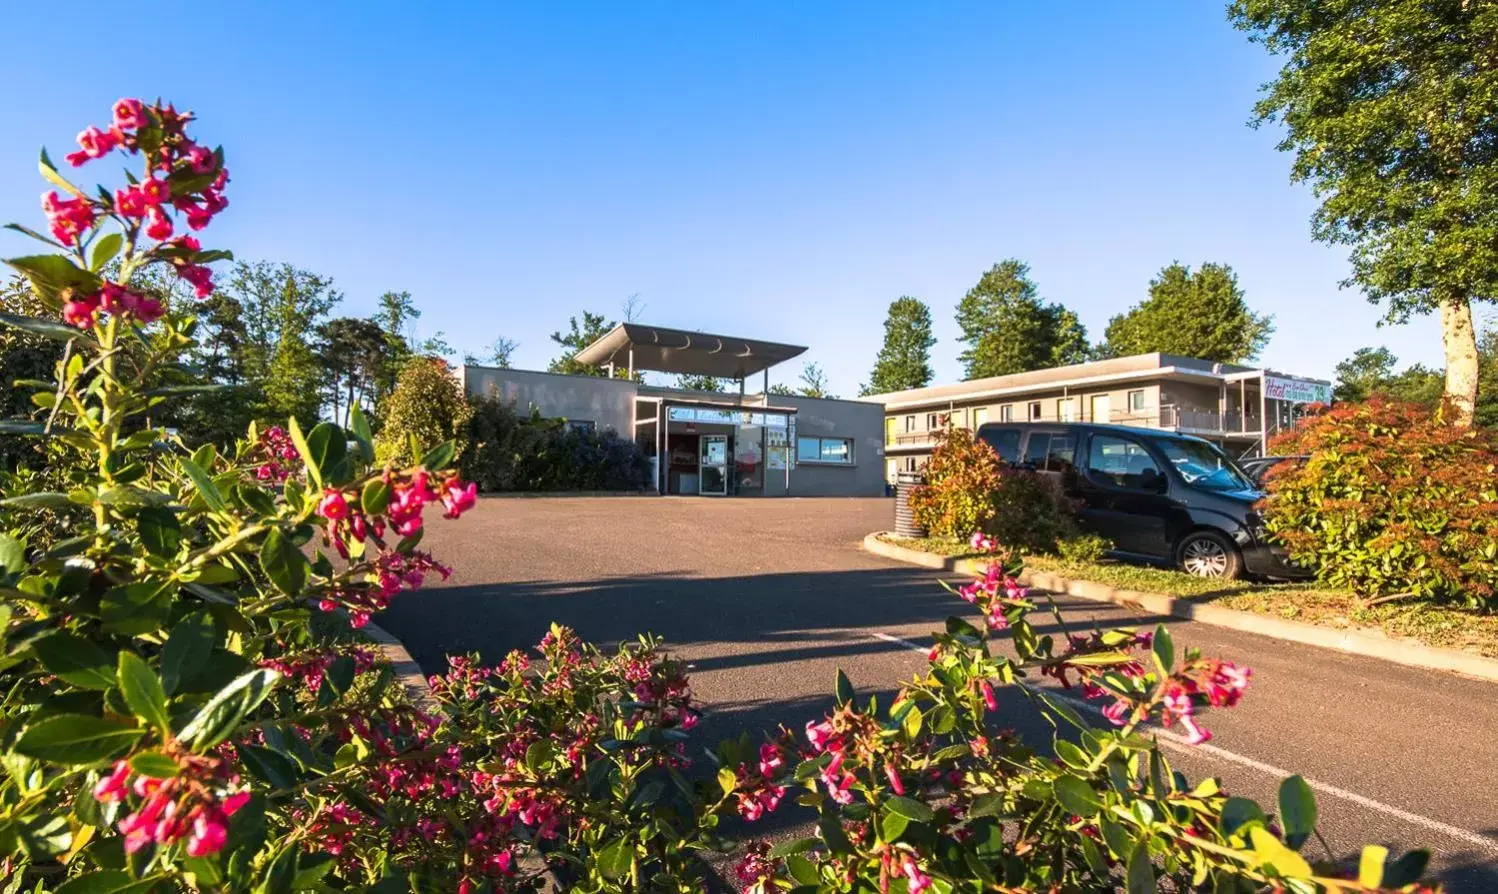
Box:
[378,496,1498,891]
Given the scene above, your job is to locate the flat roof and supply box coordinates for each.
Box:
[572,323,808,379]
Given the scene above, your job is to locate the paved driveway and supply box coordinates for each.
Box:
[379,496,1498,890]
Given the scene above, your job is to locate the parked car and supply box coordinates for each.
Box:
[975,422,1306,580]
[1238,453,1308,487]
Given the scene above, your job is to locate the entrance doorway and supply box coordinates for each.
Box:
[699,435,728,495]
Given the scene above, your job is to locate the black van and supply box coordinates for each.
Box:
[975,421,1303,580]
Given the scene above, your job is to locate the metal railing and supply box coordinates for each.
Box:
[1109,406,1261,434]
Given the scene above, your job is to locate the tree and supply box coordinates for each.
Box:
[179,293,257,446]
[797,362,834,399]
[319,317,392,426]
[1231,0,1498,425]
[221,261,341,428]
[1099,262,1273,362]
[1332,346,1444,407]
[1477,328,1498,429]
[548,311,636,379]
[464,337,518,369]
[861,296,936,395]
[621,292,646,322]
[373,290,420,406]
[0,275,62,466]
[674,374,725,392]
[955,260,1090,379]
[375,356,474,465]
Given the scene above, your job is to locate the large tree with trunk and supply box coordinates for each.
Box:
[1230,0,1498,425]
[862,296,936,395]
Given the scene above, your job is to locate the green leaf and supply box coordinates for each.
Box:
[418,439,455,471]
[1277,775,1316,850]
[595,838,633,880]
[17,813,72,859]
[293,855,336,889]
[1220,796,1267,837]
[259,528,309,596]
[288,417,319,487]
[883,795,935,823]
[32,632,116,690]
[136,506,182,559]
[179,668,280,751]
[0,492,72,509]
[768,837,820,858]
[1249,826,1313,878]
[834,668,855,706]
[15,714,142,765]
[1382,849,1430,888]
[0,533,24,574]
[3,222,66,249]
[0,420,46,436]
[361,479,390,516]
[880,809,909,842]
[5,252,99,294]
[179,455,227,512]
[128,750,181,779]
[1358,844,1388,888]
[1060,650,1136,667]
[54,870,159,894]
[0,311,83,342]
[349,404,375,462]
[304,423,347,482]
[117,651,171,732]
[238,744,297,789]
[1126,842,1156,893]
[1052,775,1103,816]
[89,233,122,272]
[717,766,738,795]
[38,148,84,197]
[1151,624,1174,675]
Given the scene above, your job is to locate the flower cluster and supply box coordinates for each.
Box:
[968,530,998,553]
[92,749,250,857]
[316,468,477,558]
[952,561,1030,630]
[261,644,380,694]
[318,549,452,628]
[1155,657,1252,746]
[250,424,301,484]
[62,281,164,329]
[731,742,788,820]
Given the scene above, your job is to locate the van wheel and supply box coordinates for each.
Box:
[1175,531,1242,579]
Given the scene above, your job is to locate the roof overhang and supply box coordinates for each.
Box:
[872,366,1233,412]
[573,323,807,379]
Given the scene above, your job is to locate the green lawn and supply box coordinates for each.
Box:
[878,534,1498,660]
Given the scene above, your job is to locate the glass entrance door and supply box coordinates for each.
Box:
[699,435,728,495]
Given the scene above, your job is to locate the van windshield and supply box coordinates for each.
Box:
[1153,438,1254,493]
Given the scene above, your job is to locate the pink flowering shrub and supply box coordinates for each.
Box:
[0,100,1433,893]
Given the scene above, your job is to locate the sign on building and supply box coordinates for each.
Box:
[1264,375,1331,405]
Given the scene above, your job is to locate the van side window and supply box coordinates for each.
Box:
[1087,435,1161,490]
[981,428,1021,464]
[1047,434,1076,472]
[1024,434,1050,467]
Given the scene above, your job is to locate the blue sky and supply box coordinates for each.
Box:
[0,2,1459,394]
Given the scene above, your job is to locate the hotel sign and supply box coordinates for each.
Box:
[1264,375,1331,405]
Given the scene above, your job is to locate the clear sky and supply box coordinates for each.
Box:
[0,1,1458,395]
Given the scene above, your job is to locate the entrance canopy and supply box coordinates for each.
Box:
[573,323,807,380]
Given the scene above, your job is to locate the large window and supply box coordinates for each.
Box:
[1022,433,1076,472]
[1057,397,1078,422]
[798,436,854,465]
[999,405,1014,423]
[1154,438,1252,492]
[926,413,941,430]
[981,427,1021,464]
[1027,401,1043,421]
[1087,435,1161,490]
[904,415,916,433]
[972,407,989,427]
[1128,390,1147,412]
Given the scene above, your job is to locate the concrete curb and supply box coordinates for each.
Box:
[361,621,440,711]
[863,532,1498,684]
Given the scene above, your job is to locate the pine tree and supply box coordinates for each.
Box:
[955,260,1089,379]
[862,297,935,395]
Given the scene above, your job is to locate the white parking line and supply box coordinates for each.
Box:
[871,632,1498,855]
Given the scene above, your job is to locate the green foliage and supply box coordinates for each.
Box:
[1332,346,1445,406]
[1100,262,1273,362]
[1231,0,1498,415]
[1058,532,1113,565]
[907,425,1002,538]
[955,259,1089,379]
[0,274,63,467]
[548,310,637,379]
[317,316,392,427]
[223,260,342,430]
[463,335,518,369]
[796,361,834,398]
[862,295,935,395]
[1263,399,1498,606]
[673,373,726,392]
[375,357,474,466]
[460,396,652,492]
[988,467,1080,555]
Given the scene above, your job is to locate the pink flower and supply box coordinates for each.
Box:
[317,489,350,521]
[757,743,784,779]
[113,98,148,131]
[178,264,215,298]
[1180,715,1212,746]
[979,680,998,712]
[67,126,119,166]
[176,234,202,252]
[186,809,228,856]
[115,186,147,218]
[186,143,216,174]
[41,191,96,245]
[140,176,171,205]
[901,854,933,894]
[885,762,905,795]
[805,719,836,753]
[969,531,997,553]
[186,204,213,231]
[441,479,478,519]
[93,760,132,803]
[62,297,99,329]
[1101,699,1130,727]
[145,206,174,241]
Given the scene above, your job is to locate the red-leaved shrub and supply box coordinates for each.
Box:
[1262,398,1498,606]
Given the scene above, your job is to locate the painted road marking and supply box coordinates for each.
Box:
[870,631,1498,855]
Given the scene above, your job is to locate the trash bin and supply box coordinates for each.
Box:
[893,471,927,538]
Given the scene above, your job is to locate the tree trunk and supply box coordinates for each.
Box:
[1440,296,1480,426]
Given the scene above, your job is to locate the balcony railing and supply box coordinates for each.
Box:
[1108,407,1261,434]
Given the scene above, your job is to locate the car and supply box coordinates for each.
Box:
[1238,453,1308,487]
[975,421,1306,580]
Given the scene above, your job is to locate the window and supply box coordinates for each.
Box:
[1128,390,1146,412]
[798,436,854,465]
[1087,435,1161,490]
[972,407,989,427]
[566,420,596,434]
[982,427,1021,464]
[904,415,916,433]
[885,417,898,444]
[1090,394,1111,423]
[1027,401,1042,421]
[926,413,940,430]
[1057,397,1078,422]
[999,404,1014,423]
[1153,438,1252,492]
[1023,433,1076,472]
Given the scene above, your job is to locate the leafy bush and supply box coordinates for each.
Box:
[987,466,1080,554]
[907,424,1001,538]
[1058,532,1114,564]
[462,395,652,492]
[1263,398,1498,606]
[376,355,474,465]
[0,98,1428,894]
